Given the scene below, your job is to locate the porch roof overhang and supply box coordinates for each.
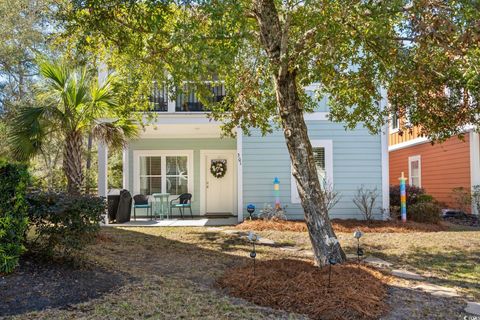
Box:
[139,123,226,139]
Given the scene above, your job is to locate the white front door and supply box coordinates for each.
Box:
[205,152,235,214]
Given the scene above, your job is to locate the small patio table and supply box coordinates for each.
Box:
[151,193,170,220]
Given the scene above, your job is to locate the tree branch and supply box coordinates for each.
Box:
[292,26,318,61]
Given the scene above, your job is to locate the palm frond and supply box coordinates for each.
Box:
[8,106,52,161]
[116,119,140,140]
[37,59,69,93]
[91,119,139,150]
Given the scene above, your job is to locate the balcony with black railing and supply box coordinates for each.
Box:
[149,81,168,112]
[175,83,226,112]
[148,82,226,112]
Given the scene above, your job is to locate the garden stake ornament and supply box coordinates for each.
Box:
[353,230,364,267]
[273,177,281,210]
[247,232,259,276]
[246,204,256,220]
[399,172,407,222]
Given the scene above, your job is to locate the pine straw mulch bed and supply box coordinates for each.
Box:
[235,219,448,233]
[217,259,390,320]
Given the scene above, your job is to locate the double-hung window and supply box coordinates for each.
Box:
[291,140,333,203]
[408,155,421,187]
[139,157,162,195]
[390,112,399,132]
[165,156,189,195]
[136,151,192,197]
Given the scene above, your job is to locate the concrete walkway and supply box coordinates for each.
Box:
[103,217,238,227]
[361,256,479,316]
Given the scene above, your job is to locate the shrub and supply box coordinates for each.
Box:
[390,185,425,207]
[259,204,287,221]
[451,187,471,213]
[408,202,441,224]
[417,194,434,203]
[353,186,379,222]
[0,161,29,273]
[26,192,105,258]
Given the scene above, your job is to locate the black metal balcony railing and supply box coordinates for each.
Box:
[148,82,226,112]
[175,83,225,112]
[149,82,168,111]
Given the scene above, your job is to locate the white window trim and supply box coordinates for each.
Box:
[291,140,334,204]
[408,155,422,187]
[132,150,194,200]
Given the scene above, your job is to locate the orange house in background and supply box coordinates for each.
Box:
[388,117,480,213]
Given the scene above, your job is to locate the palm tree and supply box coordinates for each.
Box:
[9,60,138,195]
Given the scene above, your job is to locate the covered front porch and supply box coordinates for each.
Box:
[97,115,244,225]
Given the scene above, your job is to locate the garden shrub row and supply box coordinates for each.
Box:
[0,161,29,274]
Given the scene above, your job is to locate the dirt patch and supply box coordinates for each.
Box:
[217,259,390,320]
[236,219,447,233]
[0,254,127,317]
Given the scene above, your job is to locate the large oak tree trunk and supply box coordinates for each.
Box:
[253,0,346,266]
[63,130,84,195]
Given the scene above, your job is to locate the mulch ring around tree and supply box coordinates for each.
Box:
[236,219,447,233]
[0,254,127,317]
[217,259,390,320]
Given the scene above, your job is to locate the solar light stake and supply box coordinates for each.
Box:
[328,257,336,289]
[353,230,364,268]
[250,243,256,276]
[248,232,259,276]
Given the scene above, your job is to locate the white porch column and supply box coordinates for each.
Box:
[470,131,480,215]
[122,146,129,190]
[98,142,108,198]
[236,127,244,222]
[167,88,176,112]
[380,87,390,220]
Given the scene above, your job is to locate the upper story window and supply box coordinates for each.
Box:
[390,112,399,132]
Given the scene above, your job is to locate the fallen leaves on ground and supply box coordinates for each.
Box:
[236,219,448,233]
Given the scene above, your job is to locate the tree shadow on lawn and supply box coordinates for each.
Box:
[0,253,128,317]
[195,230,297,252]
[93,227,261,284]
[1,227,261,318]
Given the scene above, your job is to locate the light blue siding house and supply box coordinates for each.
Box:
[98,84,389,223]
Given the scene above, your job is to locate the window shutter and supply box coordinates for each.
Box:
[313,147,325,170]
